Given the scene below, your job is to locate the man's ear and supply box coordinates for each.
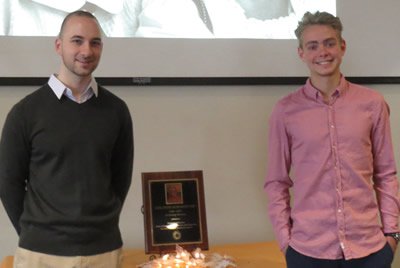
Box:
[298,46,305,61]
[340,39,346,54]
[55,38,62,56]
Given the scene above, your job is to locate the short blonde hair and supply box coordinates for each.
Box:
[295,11,343,48]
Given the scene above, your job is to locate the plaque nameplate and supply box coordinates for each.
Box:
[142,170,209,254]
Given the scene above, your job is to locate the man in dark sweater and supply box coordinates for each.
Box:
[0,10,134,267]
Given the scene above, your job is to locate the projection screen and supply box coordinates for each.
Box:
[0,0,399,84]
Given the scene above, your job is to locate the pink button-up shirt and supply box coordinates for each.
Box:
[264,77,400,260]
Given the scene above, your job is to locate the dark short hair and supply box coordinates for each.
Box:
[58,10,100,38]
[295,11,343,47]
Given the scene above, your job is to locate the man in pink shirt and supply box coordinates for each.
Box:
[264,11,399,267]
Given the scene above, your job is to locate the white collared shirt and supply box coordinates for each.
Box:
[48,74,98,104]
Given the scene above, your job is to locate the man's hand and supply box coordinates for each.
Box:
[386,236,398,253]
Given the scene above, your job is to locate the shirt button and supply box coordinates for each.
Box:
[340,243,345,249]
[338,209,342,213]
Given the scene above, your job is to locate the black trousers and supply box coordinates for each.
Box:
[285,243,394,268]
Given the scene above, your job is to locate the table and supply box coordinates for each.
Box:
[0,241,286,268]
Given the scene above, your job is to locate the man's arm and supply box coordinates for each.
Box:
[371,99,400,252]
[0,104,30,234]
[264,102,293,252]
[111,102,134,207]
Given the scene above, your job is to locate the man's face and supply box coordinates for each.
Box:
[55,16,103,80]
[298,25,345,79]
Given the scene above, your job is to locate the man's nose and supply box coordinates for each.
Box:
[80,42,93,56]
[318,44,329,56]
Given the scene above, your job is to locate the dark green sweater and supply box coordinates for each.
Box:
[0,84,134,256]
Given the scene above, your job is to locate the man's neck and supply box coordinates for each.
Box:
[310,73,341,102]
[56,73,92,99]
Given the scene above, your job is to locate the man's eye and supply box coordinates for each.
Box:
[91,41,102,47]
[72,39,83,45]
[306,44,317,51]
[324,39,337,48]
[326,41,336,47]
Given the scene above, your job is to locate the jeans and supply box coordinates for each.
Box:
[286,243,394,268]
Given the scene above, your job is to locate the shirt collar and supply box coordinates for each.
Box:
[48,74,98,100]
[303,75,348,100]
[31,0,123,14]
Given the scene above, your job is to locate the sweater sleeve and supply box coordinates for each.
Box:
[111,102,134,207]
[0,103,30,234]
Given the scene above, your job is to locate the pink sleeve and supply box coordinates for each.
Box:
[264,103,293,251]
[371,100,400,233]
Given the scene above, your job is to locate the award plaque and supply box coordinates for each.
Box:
[141,170,209,254]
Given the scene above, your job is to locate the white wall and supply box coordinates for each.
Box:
[0,83,400,267]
